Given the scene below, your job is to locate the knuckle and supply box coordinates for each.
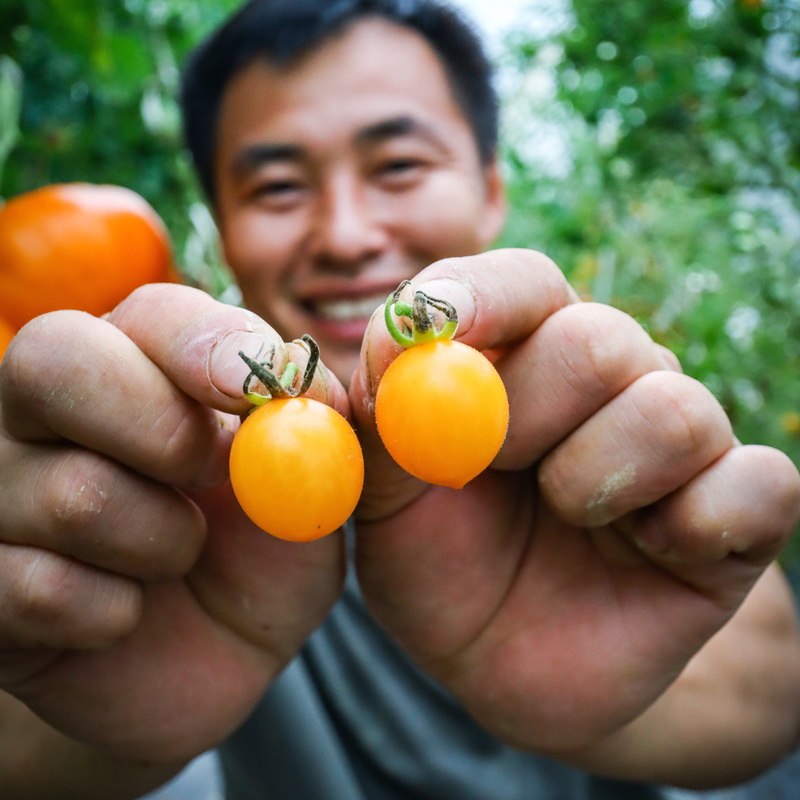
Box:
[40,451,203,580]
[43,452,112,536]
[632,371,731,461]
[0,312,86,404]
[553,304,654,399]
[747,446,800,549]
[5,548,140,648]
[767,447,800,506]
[15,551,78,630]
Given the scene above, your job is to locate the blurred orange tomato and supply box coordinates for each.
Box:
[0,316,14,362]
[0,183,179,329]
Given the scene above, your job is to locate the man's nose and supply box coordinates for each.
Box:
[308,174,388,265]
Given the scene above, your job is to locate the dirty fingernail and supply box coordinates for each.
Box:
[415,278,477,334]
[208,331,280,399]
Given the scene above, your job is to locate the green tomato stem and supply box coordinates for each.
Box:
[239,334,320,406]
[384,280,459,348]
[279,362,300,390]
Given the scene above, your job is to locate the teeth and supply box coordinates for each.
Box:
[315,295,385,321]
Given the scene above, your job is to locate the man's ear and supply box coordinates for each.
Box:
[478,158,508,247]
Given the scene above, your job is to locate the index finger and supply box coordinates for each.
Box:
[1,284,349,487]
[106,284,349,414]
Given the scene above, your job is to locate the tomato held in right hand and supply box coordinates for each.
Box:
[229,337,364,542]
[375,282,509,489]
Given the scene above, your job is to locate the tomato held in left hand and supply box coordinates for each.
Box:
[229,338,364,542]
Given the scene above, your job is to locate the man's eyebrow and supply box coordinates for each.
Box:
[356,116,446,151]
[230,143,304,175]
[228,117,444,175]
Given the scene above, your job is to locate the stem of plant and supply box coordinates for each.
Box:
[239,334,320,405]
[384,280,459,347]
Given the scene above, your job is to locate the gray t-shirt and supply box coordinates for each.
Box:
[218,566,664,800]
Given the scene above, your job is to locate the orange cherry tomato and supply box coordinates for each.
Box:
[0,182,179,329]
[230,398,364,541]
[375,339,509,489]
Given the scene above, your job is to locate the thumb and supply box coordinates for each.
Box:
[107,283,350,419]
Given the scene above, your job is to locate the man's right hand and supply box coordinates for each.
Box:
[0,284,347,765]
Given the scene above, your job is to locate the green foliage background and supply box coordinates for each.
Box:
[496,0,800,557]
[2,0,799,555]
[0,0,240,296]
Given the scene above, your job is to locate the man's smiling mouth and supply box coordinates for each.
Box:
[310,293,386,322]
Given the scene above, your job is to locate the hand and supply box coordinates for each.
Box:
[0,284,347,764]
[349,249,800,755]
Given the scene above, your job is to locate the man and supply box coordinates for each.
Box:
[1,1,799,798]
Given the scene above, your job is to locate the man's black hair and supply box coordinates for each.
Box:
[180,0,498,205]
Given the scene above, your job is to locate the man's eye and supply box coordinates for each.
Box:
[257,180,302,197]
[253,180,306,208]
[376,158,425,187]
[381,159,419,175]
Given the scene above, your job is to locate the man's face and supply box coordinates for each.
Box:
[214,19,506,384]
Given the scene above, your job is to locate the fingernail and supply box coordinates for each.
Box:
[208,331,281,399]
[361,278,477,398]
[415,278,477,335]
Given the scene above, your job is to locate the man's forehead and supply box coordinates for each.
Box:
[223,18,457,110]
[216,19,475,172]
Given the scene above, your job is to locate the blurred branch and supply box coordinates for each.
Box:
[0,56,23,200]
